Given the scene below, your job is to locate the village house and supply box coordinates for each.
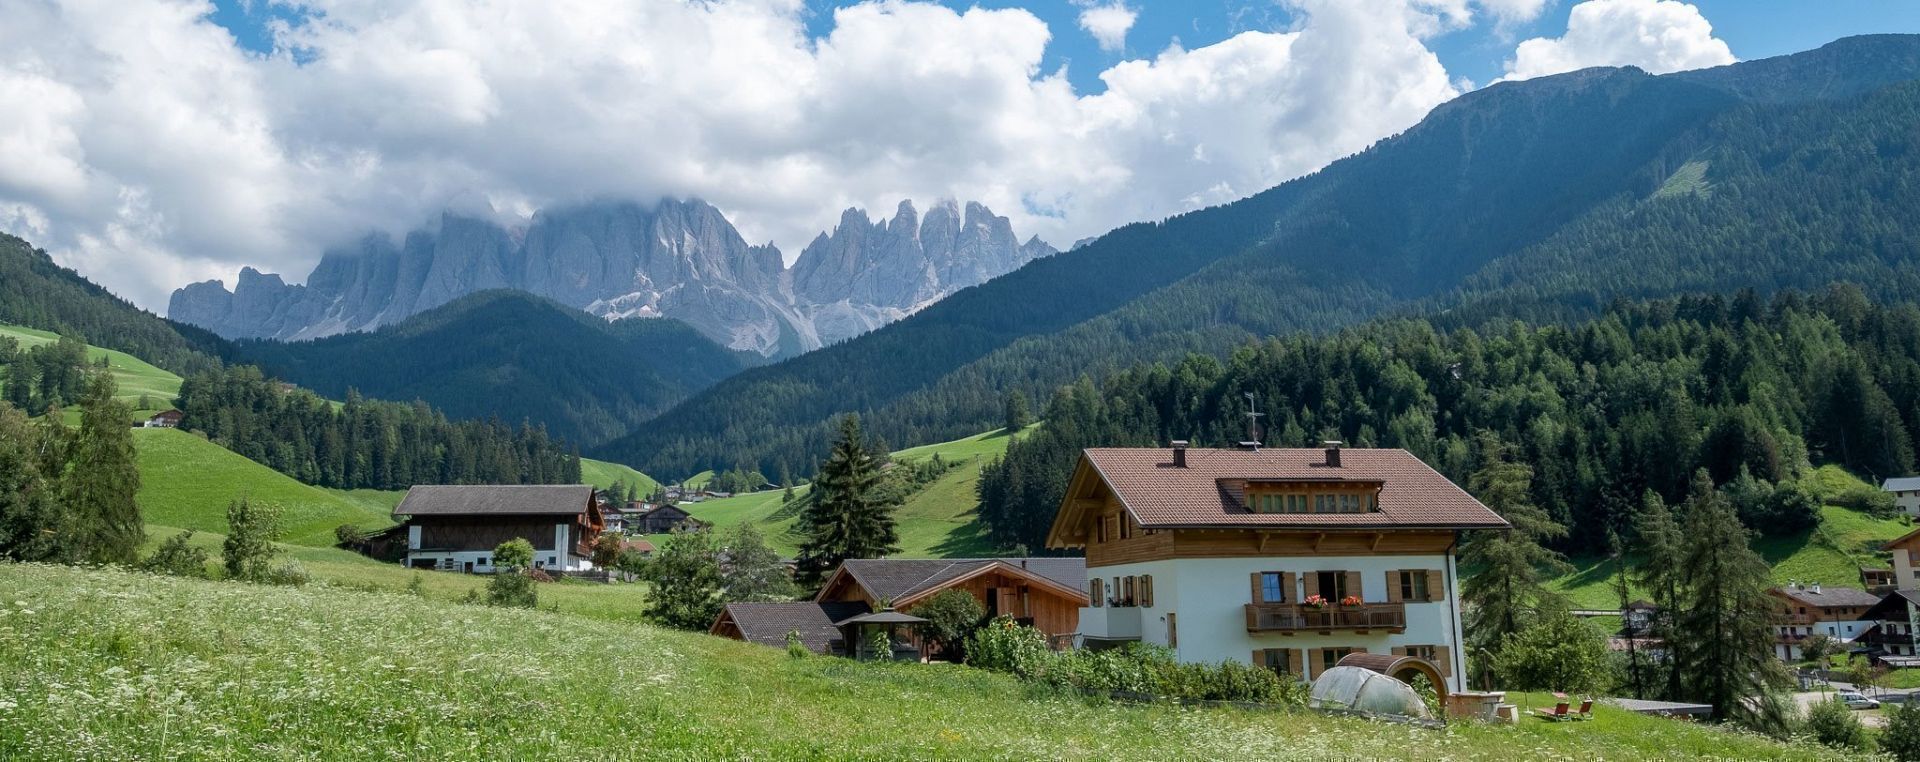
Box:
[1884,526,1920,590]
[141,409,183,428]
[390,484,604,573]
[1766,582,1879,660]
[1862,566,1897,594]
[629,503,709,534]
[712,557,1088,656]
[1045,442,1506,691]
[600,503,627,534]
[1885,477,1920,517]
[1860,590,1920,668]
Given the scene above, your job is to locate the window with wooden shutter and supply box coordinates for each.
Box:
[1305,573,1322,601]
[1424,570,1445,602]
[1090,578,1104,607]
[1123,576,1136,605]
[1343,571,1363,602]
[1259,572,1284,603]
[1305,648,1322,679]
[1140,574,1154,607]
[1386,570,1403,603]
[1249,572,1263,603]
[1167,612,1177,648]
[1281,572,1296,604]
[1288,649,1304,678]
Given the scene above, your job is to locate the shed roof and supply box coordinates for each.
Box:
[393,485,595,517]
[1884,477,1920,491]
[712,601,870,653]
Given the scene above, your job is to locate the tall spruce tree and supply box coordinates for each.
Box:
[0,403,64,562]
[63,372,142,564]
[1460,432,1571,684]
[1003,389,1032,435]
[1632,490,1686,700]
[1672,469,1786,730]
[795,414,899,586]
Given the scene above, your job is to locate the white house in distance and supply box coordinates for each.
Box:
[1766,582,1880,661]
[1046,442,1506,691]
[1885,477,1920,517]
[391,484,604,573]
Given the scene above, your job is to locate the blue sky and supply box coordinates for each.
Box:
[211,0,1920,94]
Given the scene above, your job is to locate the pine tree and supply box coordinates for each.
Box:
[722,523,798,603]
[795,414,899,586]
[1460,432,1570,684]
[1608,529,1646,700]
[1003,389,1032,435]
[1672,470,1786,730]
[1633,490,1686,700]
[63,372,142,565]
[0,403,64,562]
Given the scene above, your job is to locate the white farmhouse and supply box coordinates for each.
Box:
[391,484,604,573]
[1047,442,1506,691]
[1885,477,1920,517]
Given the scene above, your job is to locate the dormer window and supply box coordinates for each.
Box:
[1247,483,1380,514]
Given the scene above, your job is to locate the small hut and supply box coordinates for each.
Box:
[836,608,926,661]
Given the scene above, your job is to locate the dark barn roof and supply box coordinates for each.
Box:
[393,485,596,517]
[714,601,871,653]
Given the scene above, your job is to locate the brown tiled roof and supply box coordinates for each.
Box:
[715,601,870,653]
[832,558,1087,605]
[393,485,595,517]
[1080,447,1507,529]
[1772,585,1883,608]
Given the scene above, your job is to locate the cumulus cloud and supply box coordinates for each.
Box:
[1077,2,1138,53]
[1503,0,1734,81]
[0,0,1481,311]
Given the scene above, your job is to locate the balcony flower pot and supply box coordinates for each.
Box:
[1301,595,1329,611]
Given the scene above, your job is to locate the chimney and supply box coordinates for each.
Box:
[1323,440,1344,468]
[1237,441,1261,451]
[1811,581,1822,594]
[1789,579,1799,590]
[1171,440,1189,468]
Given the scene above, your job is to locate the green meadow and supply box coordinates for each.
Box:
[0,562,1852,761]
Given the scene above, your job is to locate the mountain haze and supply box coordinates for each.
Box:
[599,35,1920,478]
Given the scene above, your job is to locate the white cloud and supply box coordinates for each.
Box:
[1503,0,1734,81]
[1476,0,1552,25]
[0,0,1471,312]
[1078,2,1138,53]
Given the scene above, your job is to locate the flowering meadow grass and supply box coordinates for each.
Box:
[0,563,1855,760]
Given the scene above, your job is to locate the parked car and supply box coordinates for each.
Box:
[1838,692,1882,710]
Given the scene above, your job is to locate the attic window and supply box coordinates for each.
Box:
[1248,487,1379,514]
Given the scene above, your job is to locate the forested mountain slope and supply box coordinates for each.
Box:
[602,35,1920,478]
[0,234,225,376]
[227,291,753,447]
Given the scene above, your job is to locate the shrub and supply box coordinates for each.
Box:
[914,589,986,660]
[1492,609,1611,693]
[333,524,368,546]
[964,616,1050,676]
[1804,696,1870,751]
[222,497,281,582]
[265,561,311,586]
[786,630,809,659]
[1831,484,1898,517]
[140,531,208,578]
[1884,699,1920,761]
[487,538,539,609]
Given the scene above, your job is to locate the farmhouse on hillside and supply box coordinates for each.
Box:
[713,557,1088,656]
[1886,476,1920,517]
[141,409,184,428]
[390,484,604,573]
[1766,581,1879,660]
[1046,442,1506,691]
[628,503,709,534]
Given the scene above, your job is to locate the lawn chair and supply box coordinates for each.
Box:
[1572,699,1594,720]
[1534,702,1573,721]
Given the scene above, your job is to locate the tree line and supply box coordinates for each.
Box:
[978,287,1920,556]
[0,373,143,565]
[175,364,582,491]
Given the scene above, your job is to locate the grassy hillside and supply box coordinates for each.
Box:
[1,323,181,418]
[672,427,1025,557]
[0,563,1848,760]
[1548,466,1912,608]
[133,428,399,546]
[579,457,660,495]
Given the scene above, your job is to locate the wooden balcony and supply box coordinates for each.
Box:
[1244,602,1406,634]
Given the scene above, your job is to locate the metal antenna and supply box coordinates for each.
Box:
[1243,392,1264,445]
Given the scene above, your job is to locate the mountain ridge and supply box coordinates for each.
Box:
[169,198,1056,357]
[597,34,1920,478]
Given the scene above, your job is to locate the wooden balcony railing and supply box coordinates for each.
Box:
[1244,602,1407,634]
